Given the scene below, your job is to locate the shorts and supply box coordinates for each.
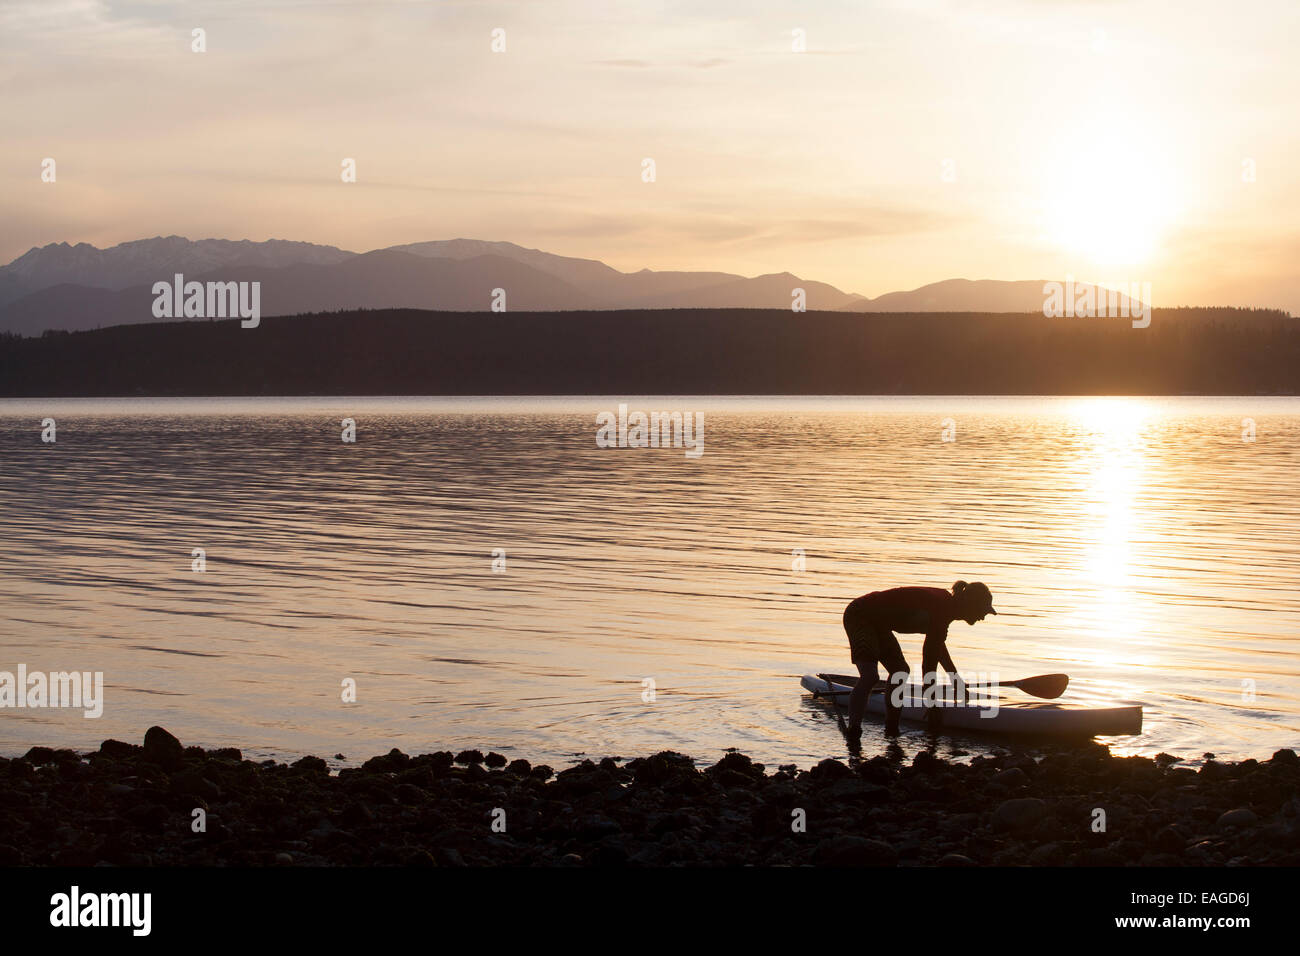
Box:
[843,596,908,674]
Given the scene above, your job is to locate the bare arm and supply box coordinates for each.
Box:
[937,641,957,676]
[922,633,957,678]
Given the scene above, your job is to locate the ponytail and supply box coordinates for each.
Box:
[952,580,968,597]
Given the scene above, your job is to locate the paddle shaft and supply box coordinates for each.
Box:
[818,673,1068,701]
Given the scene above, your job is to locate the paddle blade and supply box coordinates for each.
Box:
[1011,673,1069,699]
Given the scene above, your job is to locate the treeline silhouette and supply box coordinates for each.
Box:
[1,307,1296,396]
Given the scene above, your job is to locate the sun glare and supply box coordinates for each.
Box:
[1039,128,1181,270]
[1071,396,1152,440]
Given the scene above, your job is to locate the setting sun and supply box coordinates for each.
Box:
[1041,136,1182,269]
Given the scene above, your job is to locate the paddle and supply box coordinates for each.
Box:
[814,674,858,743]
[817,673,1070,700]
[964,674,1069,700]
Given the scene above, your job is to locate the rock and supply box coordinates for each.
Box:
[1216,808,1259,829]
[142,726,185,770]
[1027,843,1064,865]
[809,758,853,782]
[123,803,169,829]
[397,767,434,789]
[291,755,329,774]
[913,751,945,773]
[339,803,373,827]
[416,751,451,770]
[554,763,615,796]
[1187,840,1225,863]
[857,756,895,785]
[169,771,219,801]
[814,836,899,867]
[937,853,975,866]
[823,779,889,802]
[650,811,693,835]
[1271,749,1298,766]
[434,848,465,868]
[712,751,757,776]
[274,852,293,865]
[98,739,139,759]
[23,746,56,765]
[1152,825,1186,853]
[589,844,629,866]
[1199,760,1228,780]
[629,846,662,866]
[1245,823,1289,848]
[579,815,622,839]
[991,797,1048,833]
[714,769,755,790]
[395,784,426,804]
[432,828,479,851]
[992,767,1029,788]
[506,759,532,776]
[630,752,694,786]
[362,748,409,773]
[484,752,507,768]
[943,812,981,833]
[454,750,485,765]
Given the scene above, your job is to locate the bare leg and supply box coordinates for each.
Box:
[883,658,909,735]
[848,661,878,735]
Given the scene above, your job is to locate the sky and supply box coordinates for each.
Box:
[2,0,1298,312]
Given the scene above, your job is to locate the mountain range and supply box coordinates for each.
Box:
[0,236,1148,335]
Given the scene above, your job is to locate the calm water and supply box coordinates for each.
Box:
[1,396,1297,769]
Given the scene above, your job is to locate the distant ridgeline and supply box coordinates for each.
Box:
[1,307,1296,395]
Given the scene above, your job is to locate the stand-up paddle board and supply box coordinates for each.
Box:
[801,673,1142,737]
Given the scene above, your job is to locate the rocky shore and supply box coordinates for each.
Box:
[2,727,1298,866]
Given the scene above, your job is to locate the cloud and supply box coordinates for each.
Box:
[0,0,176,57]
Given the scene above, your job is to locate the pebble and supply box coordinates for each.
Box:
[1216,808,1260,829]
[992,797,1048,833]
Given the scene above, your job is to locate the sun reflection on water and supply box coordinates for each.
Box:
[1070,398,1154,667]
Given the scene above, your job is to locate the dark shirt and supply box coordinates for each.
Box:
[853,586,956,642]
